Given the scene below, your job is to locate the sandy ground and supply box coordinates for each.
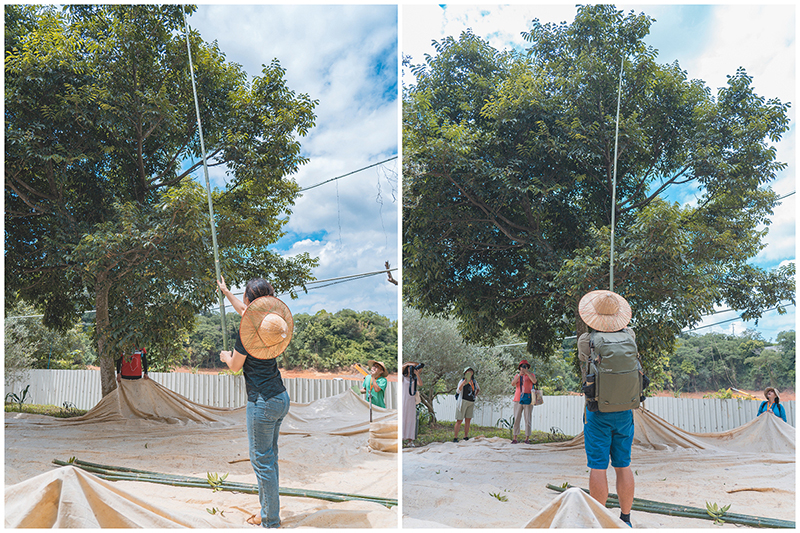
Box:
[5,381,398,528]
[402,410,795,529]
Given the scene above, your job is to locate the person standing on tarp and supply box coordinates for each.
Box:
[511,359,537,444]
[217,276,293,529]
[116,348,149,382]
[578,290,638,527]
[453,366,479,442]
[402,362,423,445]
[758,387,787,423]
[361,360,389,408]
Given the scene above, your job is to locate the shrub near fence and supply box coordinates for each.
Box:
[432,394,795,435]
[5,369,397,411]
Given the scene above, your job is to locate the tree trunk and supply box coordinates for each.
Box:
[419,393,438,424]
[95,273,117,397]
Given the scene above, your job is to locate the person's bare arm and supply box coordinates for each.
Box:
[217,275,247,316]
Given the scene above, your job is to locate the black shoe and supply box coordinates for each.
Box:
[453,438,458,442]
[464,436,470,441]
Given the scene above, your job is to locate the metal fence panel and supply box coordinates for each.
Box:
[432,395,794,435]
[5,369,397,410]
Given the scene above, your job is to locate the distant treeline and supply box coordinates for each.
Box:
[184,309,397,373]
[669,330,794,393]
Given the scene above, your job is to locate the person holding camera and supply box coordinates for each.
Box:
[510,359,537,444]
[454,366,479,442]
[402,361,424,444]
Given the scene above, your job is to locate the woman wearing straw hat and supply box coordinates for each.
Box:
[402,362,423,445]
[454,366,479,442]
[217,276,293,528]
[576,289,636,527]
[757,387,787,423]
[360,360,389,408]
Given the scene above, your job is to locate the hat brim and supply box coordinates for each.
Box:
[578,290,632,332]
[368,360,388,378]
[240,296,294,360]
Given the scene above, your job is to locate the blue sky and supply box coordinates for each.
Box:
[188,5,399,321]
[402,4,795,342]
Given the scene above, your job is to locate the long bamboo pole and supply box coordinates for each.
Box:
[182,7,228,351]
[609,54,623,292]
[545,484,794,528]
[53,459,397,508]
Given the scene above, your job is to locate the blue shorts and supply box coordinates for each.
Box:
[584,408,634,469]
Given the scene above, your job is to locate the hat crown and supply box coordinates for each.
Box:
[259,314,288,346]
[593,294,620,316]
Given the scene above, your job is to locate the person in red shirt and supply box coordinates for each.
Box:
[511,359,537,443]
[116,348,149,382]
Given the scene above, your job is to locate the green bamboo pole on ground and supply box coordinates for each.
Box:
[546,484,794,528]
[53,459,397,508]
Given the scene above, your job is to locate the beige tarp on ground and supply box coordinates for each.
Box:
[5,379,397,528]
[524,487,628,528]
[403,407,794,528]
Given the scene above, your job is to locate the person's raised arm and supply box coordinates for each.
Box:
[217,275,247,316]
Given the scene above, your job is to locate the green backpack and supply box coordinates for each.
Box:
[585,331,643,413]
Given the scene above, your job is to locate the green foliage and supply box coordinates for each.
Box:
[206,472,228,492]
[403,6,794,384]
[5,385,31,406]
[705,502,731,525]
[4,403,88,418]
[403,303,580,422]
[496,415,516,440]
[280,309,397,372]
[489,491,509,502]
[669,330,795,392]
[5,5,319,396]
[4,301,97,382]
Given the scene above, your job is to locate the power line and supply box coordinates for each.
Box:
[298,156,397,193]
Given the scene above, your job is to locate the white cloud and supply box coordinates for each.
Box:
[189,5,398,320]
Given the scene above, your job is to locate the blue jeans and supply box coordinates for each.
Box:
[247,391,290,528]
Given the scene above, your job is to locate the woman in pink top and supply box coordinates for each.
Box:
[511,359,537,443]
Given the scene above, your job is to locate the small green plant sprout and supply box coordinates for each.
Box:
[705,502,731,525]
[206,472,229,492]
[206,507,225,516]
[67,456,77,464]
[495,416,516,440]
[490,491,508,502]
[560,481,571,489]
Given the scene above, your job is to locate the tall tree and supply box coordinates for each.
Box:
[403,6,794,379]
[6,5,319,396]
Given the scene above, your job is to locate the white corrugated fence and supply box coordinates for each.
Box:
[5,369,397,410]
[431,394,795,435]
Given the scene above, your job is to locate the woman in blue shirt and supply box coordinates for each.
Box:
[218,276,293,528]
[757,387,787,423]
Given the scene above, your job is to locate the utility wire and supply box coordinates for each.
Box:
[299,157,397,193]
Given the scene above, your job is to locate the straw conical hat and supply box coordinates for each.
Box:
[368,360,388,378]
[578,290,631,333]
[240,296,294,359]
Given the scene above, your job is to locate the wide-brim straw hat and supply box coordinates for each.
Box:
[578,290,632,332]
[368,360,388,378]
[240,296,294,360]
[764,387,780,401]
